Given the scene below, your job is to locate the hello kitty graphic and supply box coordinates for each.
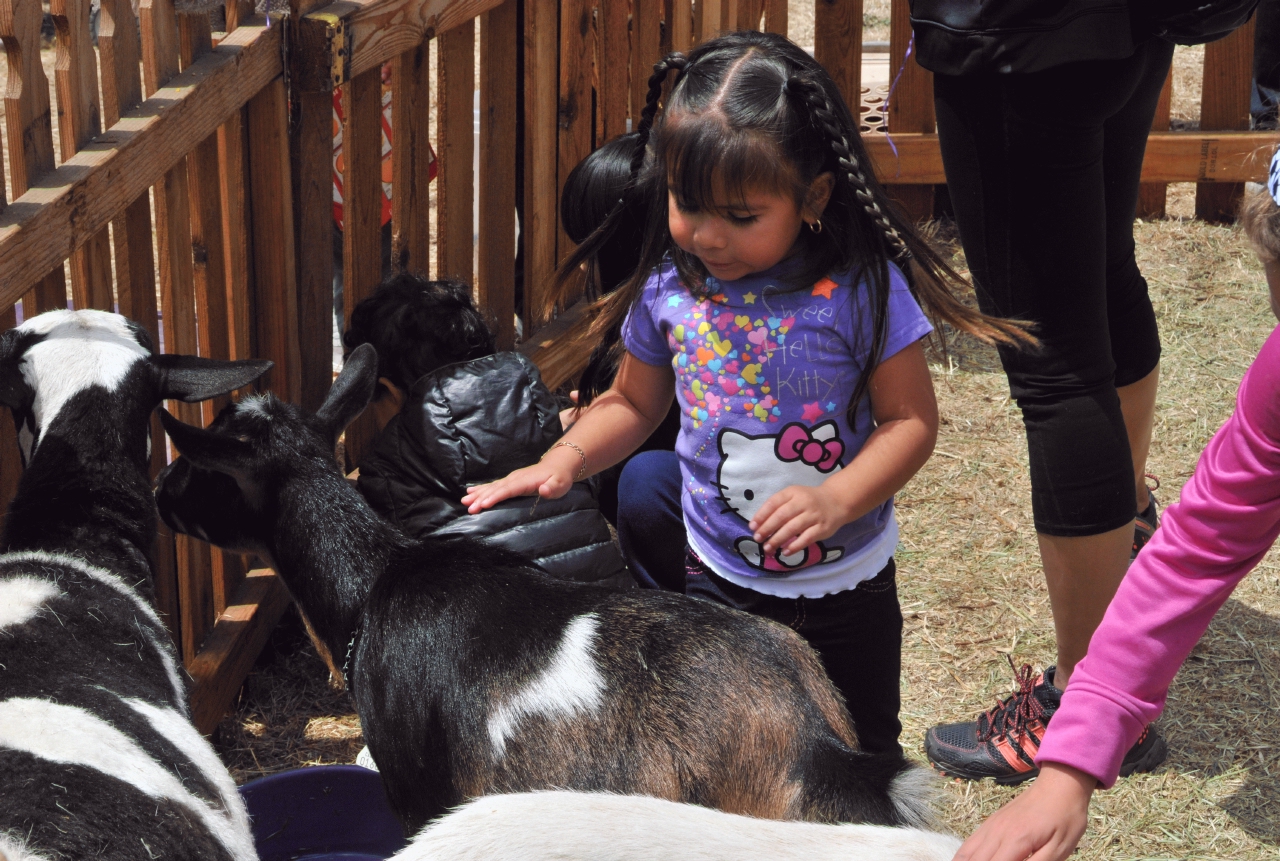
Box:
[715,421,846,571]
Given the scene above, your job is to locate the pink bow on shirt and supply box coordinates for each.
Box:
[776,423,843,473]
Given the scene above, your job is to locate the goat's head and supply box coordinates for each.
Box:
[0,310,273,468]
[155,343,379,554]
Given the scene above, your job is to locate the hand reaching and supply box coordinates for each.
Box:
[461,459,576,514]
[953,763,1093,861]
[748,484,850,557]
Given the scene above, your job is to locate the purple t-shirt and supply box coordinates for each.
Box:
[623,259,932,597]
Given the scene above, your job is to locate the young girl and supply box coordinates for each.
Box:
[464,30,1028,754]
[955,153,1280,861]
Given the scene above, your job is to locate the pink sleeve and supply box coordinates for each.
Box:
[1036,325,1280,788]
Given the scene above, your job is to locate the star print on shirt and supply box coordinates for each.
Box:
[667,295,684,307]
[801,401,825,422]
[826,402,838,413]
[812,278,837,300]
[742,291,757,304]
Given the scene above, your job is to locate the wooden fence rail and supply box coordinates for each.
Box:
[0,0,1276,734]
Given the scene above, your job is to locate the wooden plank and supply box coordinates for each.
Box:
[220,108,255,363]
[670,0,692,52]
[294,0,506,92]
[1197,16,1255,222]
[51,0,114,309]
[598,0,630,141]
[291,89,336,413]
[391,39,433,274]
[524,0,558,327]
[0,0,69,311]
[100,0,157,321]
[815,0,861,118]
[630,0,661,136]
[722,0,738,30]
[1138,69,1173,219]
[696,0,720,44]
[479,0,517,350]
[187,568,292,735]
[247,76,303,403]
[0,21,281,310]
[737,0,764,31]
[516,296,592,390]
[763,0,786,34]
[436,19,475,283]
[885,0,933,221]
[557,0,591,280]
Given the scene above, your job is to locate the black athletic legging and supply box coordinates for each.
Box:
[933,38,1176,537]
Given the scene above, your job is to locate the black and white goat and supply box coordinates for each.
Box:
[0,310,271,861]
[154,344,944,844]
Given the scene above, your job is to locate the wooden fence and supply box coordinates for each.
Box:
[1,0,1276,734]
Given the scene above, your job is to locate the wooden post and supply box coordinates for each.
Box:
[763,0,787,34]
[479,0,518,350]
[557,0,593,284]
[598,0,631,141]
[1197,16,1255,222]
[815,0,862,120]
[670,0,692,52]
[630,0,663,134]
[884,0,934,222]
[1137,69,1173,220]
[738,0,764,31]
[437,19,476,284]
[391,39,434,275]
[0,0,69,313]
[524,0,559,326]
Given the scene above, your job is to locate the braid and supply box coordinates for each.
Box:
[788,75,909,262]
[631,54,690,178]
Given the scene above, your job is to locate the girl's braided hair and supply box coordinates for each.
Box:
[555,30,1032,415]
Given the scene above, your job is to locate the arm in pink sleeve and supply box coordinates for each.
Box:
[1037,325,1280,788]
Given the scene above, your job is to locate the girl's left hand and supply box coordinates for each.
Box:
[749,484,849,557]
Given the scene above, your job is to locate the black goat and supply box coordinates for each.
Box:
[154,344,938,837]
[0,310,271,861]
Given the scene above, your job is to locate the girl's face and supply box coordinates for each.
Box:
[667,173,833,283]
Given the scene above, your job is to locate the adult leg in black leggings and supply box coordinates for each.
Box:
[931,37,1174,693]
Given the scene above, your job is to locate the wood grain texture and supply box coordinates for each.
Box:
[1,0,69,311]
[187,568,292,735]
[436,19,475,283]
[296,0,505,91]
[763,0,786,34]
[220,108,255,364]
[885,0,933,222]
[1197,16,1255,222]
[670,0,692,52]
[516,295,592,390]
[630,0,661,141]
[391,39,432,274]
[598,0,630,141]
[292,89,335,412]
[556,0,591,288]
[1137,69,1173,220]
[0,20,280,309]
[815,0,861,112]
[524,0,558,328]
[479,0,517,350]
[247,76,303,403]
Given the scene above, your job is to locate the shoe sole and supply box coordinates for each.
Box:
[1118,733,1168,778]
[927,760,1039,786]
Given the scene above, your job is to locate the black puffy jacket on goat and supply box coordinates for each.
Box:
[356,353,630,589]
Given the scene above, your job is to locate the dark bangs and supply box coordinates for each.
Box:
[661,113,802,214]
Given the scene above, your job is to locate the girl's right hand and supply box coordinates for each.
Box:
[461,459,578,513]
[952,762,1093,861]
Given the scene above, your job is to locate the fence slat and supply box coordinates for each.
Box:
[815,0,861,119]
[630,0,661,136]
[247,76,303,403]
[391,40,433,274]
[437,19,475,283]
[670,0,692,52]
[1,0,69,311]
[1137,69,1173,220]
[51,0,115,309]
[524,0,558,326]
[737,0,763,30]
[479,0,517,350]
[763,0,786,34]
[1196,15,1255,222]
[885,0,934,221]
[557,0,592,284]
[598,0,630,140]
[696,0,720,44]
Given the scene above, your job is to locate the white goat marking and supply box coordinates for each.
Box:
[235,396,271,418]
[393,791,963,861]
[0,698,255,861]
[15,311,148,448]
[121,698,256,860]
[487,614,606,756]
[888,764,940,830]
[0,832,54,861]
[0,552,186,712]
[0,577,62,631]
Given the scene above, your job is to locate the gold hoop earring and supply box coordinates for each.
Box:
[809,219,823,234]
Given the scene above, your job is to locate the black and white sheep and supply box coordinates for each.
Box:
[154,343,945,847]
[390,791,962,861]
[0,310,271,861]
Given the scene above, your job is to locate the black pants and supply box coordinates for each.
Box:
[685,551,904,755]
[933,38,1175,536]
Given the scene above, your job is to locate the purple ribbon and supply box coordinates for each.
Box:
[880,33,914,177]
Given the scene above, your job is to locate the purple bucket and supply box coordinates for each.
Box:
[238,765,409,861]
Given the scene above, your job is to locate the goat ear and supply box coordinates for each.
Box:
[159,408,255,475]
[315,343,379,441]
[154,355,274,403]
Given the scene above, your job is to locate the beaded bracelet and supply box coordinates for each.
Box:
[545,440,588,481]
